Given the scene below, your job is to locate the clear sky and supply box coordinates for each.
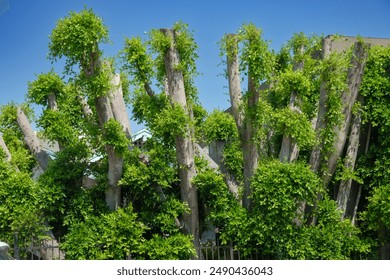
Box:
[1,0,389,131]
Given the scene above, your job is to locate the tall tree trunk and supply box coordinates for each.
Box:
[309,36,332,173]
[321,41,369,187]
[161,28,200,254]
[241,74,259,211]
[16,107,51,171]
[226,34,258,210]
[94,95,123,211]
[336,99,362,218]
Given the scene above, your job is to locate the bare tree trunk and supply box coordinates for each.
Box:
[161,28,200,254]
[109,73,132,140]
[336,100,362,218]
[309,36,332,173]
[94,95,123,211]
[16,107,51,171]
[47,93,58,111]
[226,34,258,210]
[226,34,244,131]
[321,41,369,187]
[241,75,260,211]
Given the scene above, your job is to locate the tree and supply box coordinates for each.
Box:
[2,9,390,259]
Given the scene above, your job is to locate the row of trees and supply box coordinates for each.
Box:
[1,8,390,259]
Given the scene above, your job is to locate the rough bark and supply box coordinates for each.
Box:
[336,102,362,218]
[161,28,200,254]
[321,41,369,187]
[16,107,51,171]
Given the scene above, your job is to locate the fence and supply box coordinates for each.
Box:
[10,232,260,260]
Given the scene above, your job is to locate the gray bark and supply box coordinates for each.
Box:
[47,92,58,111]
[322,41,369,187]
[109,73,132,140]
[226,35,258,210]
[195,142,239,198]
[309,36,332,173]
[226,34,244,131]
[336,103,362,218]
[16,107,51,171]
[161,28,200,254]
[94,95,123,211]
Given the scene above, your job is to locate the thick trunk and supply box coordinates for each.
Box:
[161,28,200,253]
[336,103,362,218]
[47,92,58,111]
[241,74,260,211]
[16,107,51,171]
[226,34,244,131]
[309,37,332,173]
[109,73,132,140]
[322,41,369,187]
[94,95,123,211]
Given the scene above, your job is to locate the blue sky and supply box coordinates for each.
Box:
[1,0,389,131]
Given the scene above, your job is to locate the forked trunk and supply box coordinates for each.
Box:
[16,107,51,171]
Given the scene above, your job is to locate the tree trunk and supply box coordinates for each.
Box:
[279,46,304,163]
[226,34,244,131]
[94,95,123,211]
[336,100,362,218]
[47,92,58,111]
[321,41,369,187]
[161,28,200,254]
[0,134,12,161]
[109,73,132,140]
[309,36,332,173]
[226,34,258,210]
[16,107,51,171]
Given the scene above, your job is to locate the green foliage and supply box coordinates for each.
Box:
[27,71,65,106]
[358,45,390,241]
[222,140,244,182]
[249,160,319,254]
[102,118,130,155]
[121,37,155,88]
[144,234,195,260]
[0,154,47,252]
[289,198,370,259]
[238,23,275,85]
[61,206,146,260]
[273,107,316,149]
[201,110,238,142]
[48,8,110,75]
